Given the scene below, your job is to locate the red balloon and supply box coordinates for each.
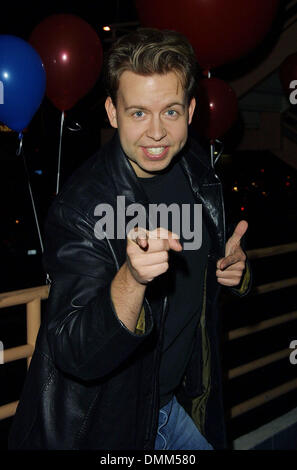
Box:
[193,78,238,140]
[135,0,280,69]
[30,14,103,111]
[279,53,297,98]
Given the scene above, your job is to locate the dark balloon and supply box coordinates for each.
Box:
[0,35,46,132]
[279,53,297,98]
[135,0,280,69]
[30,14,103,111]
[193,78,238,140]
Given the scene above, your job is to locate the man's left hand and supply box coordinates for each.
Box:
[216,220,248,287]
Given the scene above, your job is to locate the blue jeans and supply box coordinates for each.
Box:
[154,396,213,450]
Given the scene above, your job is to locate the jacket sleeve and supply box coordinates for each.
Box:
[42,200,154,381]
[230,254,252,297]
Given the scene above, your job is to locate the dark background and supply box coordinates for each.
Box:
[0,0,296,450]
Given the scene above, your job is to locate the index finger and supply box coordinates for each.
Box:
[217,254,238,270]
[150,227,182,252]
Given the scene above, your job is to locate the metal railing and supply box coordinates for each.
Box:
[0,285,49,420]
[227,241,297,419]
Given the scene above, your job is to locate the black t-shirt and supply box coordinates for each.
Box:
[138,161,210,407]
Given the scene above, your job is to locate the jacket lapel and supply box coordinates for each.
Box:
[179,138,226,258]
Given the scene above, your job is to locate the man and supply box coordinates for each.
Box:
[9,28,250,450]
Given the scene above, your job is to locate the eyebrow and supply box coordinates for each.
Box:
[124,102,186,112]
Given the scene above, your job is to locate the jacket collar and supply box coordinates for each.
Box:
[104,131,149,206]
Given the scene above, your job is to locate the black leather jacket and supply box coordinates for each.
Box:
[8,133,251,450]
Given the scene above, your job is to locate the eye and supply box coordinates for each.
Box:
[165,109,178,117]
[133,110,145,118]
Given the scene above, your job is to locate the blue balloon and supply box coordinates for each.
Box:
[0,35,46,132]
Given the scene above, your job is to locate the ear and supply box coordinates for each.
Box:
[188,97,196,125]
[105,96,118,128]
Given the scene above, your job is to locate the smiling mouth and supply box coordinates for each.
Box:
[141,146,169,159]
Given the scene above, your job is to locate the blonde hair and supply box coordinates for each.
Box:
[104,28,199,104]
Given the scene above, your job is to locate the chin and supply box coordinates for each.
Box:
[147,160,170,171]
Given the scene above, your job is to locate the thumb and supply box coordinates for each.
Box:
[229,220,248,245]
[225,220,248,256]
[136,229,149,250]
[127,227,148,249]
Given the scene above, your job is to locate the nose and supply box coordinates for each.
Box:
[146,116,167,141]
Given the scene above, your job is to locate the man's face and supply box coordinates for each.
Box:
[105,71,196,178]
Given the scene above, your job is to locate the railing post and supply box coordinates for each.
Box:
[26,298,41,368]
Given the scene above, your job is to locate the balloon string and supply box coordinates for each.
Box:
[208,68,213,168]
[214,139,224,165]
[56,110,65,195]
[16,132,23,156]
[16,134,44,254]
[210,141,215,168]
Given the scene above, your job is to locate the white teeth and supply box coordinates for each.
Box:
[146,147,165,155]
